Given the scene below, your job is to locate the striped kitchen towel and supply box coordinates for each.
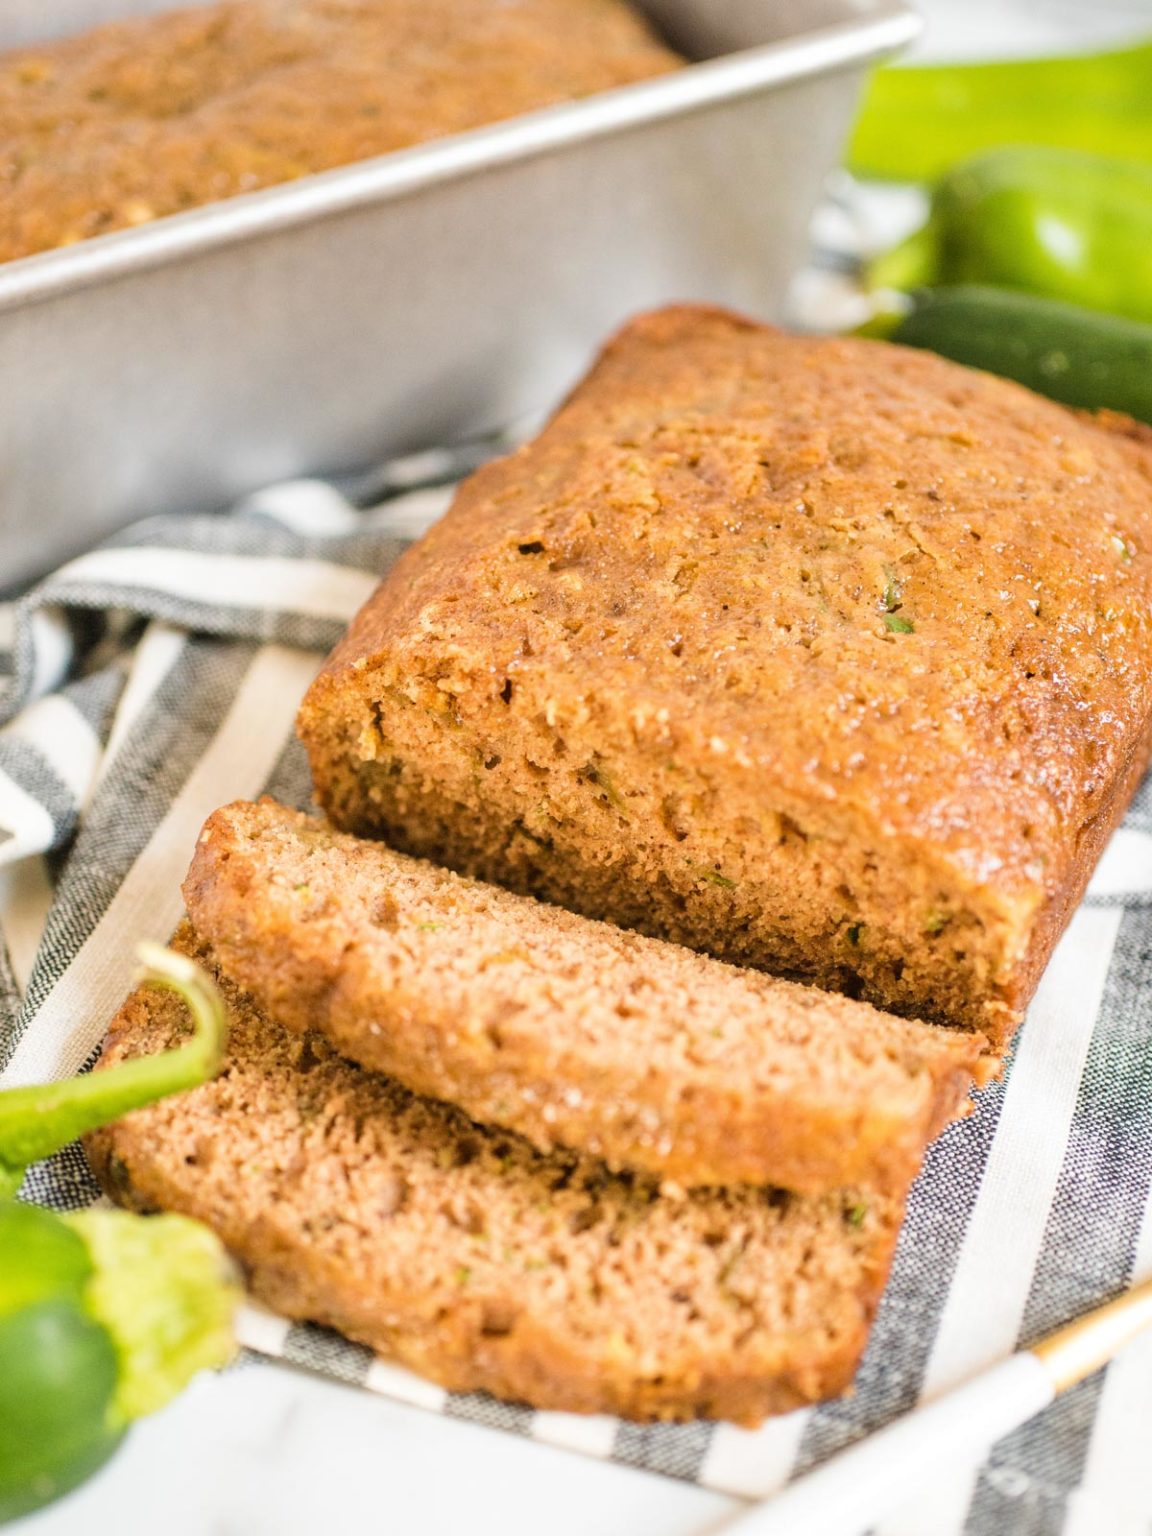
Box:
[2,456,1152,1536]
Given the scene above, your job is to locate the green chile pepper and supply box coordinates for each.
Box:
[849,38,1152,183]
[0,942,225,1196]
[0,945,238,1523]
[868,148,1152,325]
[871,285,1152,424]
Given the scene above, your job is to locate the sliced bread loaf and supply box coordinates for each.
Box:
[85,924,906,1425]
[182,798,988,1196]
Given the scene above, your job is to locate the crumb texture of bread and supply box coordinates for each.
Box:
[85,923,905,1426]
[0,0,682,261]
[299,305,1152,1046]
[184,799,986,1195]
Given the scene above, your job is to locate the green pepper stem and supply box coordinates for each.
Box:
[0,944,226,1188]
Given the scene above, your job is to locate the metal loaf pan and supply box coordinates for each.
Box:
[0,0,919,586]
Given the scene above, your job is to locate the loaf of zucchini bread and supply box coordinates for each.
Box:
[299,305,1152,1045]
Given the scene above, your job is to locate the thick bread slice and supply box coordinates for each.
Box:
[85,924,906,1425]
[182,798,987,1195]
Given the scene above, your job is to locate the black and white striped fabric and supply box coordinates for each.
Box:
[3,451,1152,1536]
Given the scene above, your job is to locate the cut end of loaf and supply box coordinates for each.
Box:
[303,681,1031,1045]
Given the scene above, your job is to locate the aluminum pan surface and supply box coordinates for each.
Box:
[0,0,917,313]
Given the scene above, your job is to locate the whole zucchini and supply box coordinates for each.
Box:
[881,286,1152,424]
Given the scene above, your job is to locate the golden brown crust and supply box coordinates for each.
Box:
[300,305,1152,1045]
[183,798,985,1196]
[0,0,682,261]
[85,924,904,1426]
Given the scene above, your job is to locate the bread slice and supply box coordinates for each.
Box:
[298,305,1152,1047]
[182,798,986,1196]
[85,924,907,1425]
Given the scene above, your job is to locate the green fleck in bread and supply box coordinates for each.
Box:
[299,305,1152,1046]
[85,924,906,1426]
[183,798,986,1196]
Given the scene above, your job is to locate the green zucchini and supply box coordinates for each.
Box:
[880,286,1152,423]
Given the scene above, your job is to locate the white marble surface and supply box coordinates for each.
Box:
[15,3,1150,1534]
[17,1365,737,1536]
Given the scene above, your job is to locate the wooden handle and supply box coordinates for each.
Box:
[1034,1274,1152,1392]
